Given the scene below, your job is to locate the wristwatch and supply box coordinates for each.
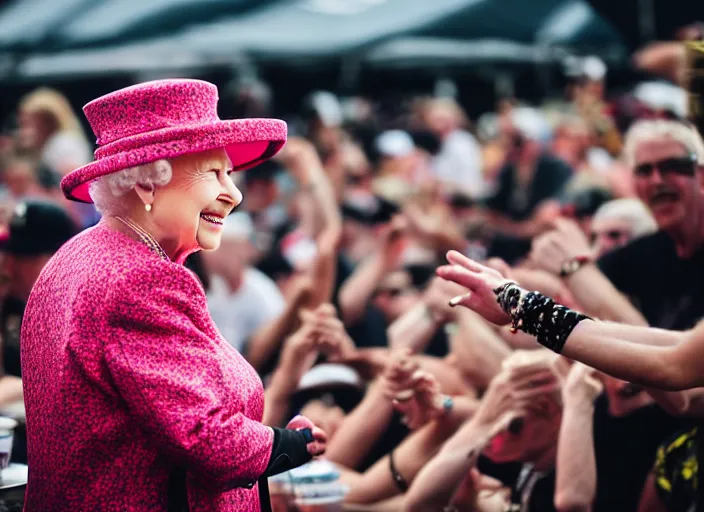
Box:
[559,255,592,278]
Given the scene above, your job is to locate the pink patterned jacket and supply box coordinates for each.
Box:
[21,222,274,511]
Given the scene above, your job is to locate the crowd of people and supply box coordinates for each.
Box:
[1,25,704,512]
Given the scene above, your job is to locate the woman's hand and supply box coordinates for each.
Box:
[436,250,513,326]
[286,415,328,457]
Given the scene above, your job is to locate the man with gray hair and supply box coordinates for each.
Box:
[532,118,704,330]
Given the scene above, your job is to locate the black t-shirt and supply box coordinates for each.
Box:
[653,426,698,512]
[477,458,556,512]
[598,231,704,330]
[592,393,691,512]
[0,297,24,378]
[485,153,573,222]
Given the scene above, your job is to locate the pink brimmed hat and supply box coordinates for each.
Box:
[61,79,287,203]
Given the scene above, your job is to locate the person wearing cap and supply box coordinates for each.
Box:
[484,107,573,261]
[0,199,78,464]
[1,199,78,374]
[20,79,327,512]
[416,98,487,198]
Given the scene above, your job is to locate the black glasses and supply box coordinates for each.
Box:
[634,154,699,178]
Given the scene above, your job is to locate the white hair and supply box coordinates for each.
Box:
[623,119,704,168]
[592,198,657,239]
[89,159,173,215]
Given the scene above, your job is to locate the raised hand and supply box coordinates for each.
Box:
[381,349,446,429]
[436,250,513,326]
[530,218,593,276]
[303,303,357,362]
[394,371,446,430]
[563,362,604,404]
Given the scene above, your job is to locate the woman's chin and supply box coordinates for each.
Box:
[196,232,221,252]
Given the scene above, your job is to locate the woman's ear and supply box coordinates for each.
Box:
[134,184,155,211]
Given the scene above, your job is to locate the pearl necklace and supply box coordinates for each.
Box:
[115,216,169,261]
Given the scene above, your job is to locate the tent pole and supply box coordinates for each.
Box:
[638,0,656,44]
[340,57,361,94]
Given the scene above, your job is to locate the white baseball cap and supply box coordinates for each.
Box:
[376,130,415,158]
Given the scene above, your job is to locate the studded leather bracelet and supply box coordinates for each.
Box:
[493,282,591,353]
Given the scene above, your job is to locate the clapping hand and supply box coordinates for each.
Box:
[301,304,357,363]
[280,304,355,384]
[382,350,446,429]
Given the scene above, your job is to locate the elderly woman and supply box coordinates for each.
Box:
[20,79,326,512]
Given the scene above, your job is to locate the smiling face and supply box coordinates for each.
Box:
[633,138,701,233]
[148,148,243,258]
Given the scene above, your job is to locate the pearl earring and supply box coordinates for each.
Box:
[145,204,152,212]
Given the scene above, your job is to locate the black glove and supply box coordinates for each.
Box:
[264,427,314,477]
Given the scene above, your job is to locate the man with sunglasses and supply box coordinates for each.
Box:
[527,120,704,510]
[594,120,704,330]
[533,119,704,331]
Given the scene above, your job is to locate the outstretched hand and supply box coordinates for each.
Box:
[436,250,513,326]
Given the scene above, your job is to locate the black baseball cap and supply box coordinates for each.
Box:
[561,187,613,219]
[0,200,78,256]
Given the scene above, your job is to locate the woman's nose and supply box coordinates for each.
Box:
[223,175,243,207]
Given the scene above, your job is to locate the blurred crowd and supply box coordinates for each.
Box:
[2,22,704,512]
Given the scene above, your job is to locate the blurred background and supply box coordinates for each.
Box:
[2,1,704,511]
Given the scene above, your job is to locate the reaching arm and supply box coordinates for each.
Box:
[342,396,477,505]
[437,251,699,391]
[565,265,647,325]
[404,417,492,511]
[325,380,395,470]
[452,309,511,391]
[245,281,311,372]
[554,365,602,511]
[386,302,441,353]
[560,321,696,390]
[529,219,646,324]
[338,254,389,326]
[287,139,342,307]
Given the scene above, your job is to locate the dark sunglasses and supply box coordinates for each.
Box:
[590,229,629,244]
[634,154,699,178]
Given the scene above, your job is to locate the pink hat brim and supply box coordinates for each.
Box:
[61,118,287,203]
